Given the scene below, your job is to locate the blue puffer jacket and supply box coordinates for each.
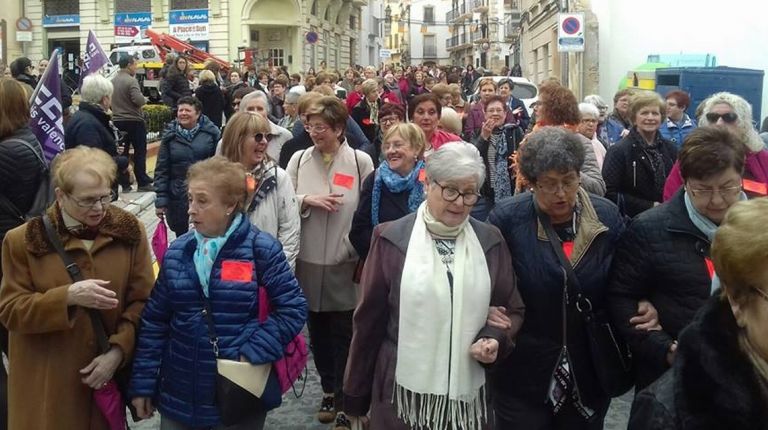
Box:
[129,216,308,427]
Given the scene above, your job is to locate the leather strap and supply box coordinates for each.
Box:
[42,213,111,353]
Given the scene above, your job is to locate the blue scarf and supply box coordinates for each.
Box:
[684,190,747,293]
[193,213,243,297]
[176,118,201,141]
[371,160,425,226]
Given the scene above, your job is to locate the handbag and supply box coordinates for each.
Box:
[258,287,309,396]
[197,285,282,426]
[41,214,138,429]
[533,203,634,397]
[151,216,169,265]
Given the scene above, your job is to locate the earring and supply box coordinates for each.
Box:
[226,212,231,216]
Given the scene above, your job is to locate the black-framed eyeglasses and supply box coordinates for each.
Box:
[254,133,274,143]
[67,191,115,208]
[686,184,742,201]
[705,112,738,124]
[433,181,480,206]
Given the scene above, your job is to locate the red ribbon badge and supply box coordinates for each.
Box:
[221,261,253,282]
[704,257,715,280]
[562,241,574,260]
[333,172,355,190]
[743,179,767,196]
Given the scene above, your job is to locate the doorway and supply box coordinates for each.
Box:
[48,37,80,90]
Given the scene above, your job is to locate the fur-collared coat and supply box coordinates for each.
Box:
[0,205,154,430]
[628,294,768,430]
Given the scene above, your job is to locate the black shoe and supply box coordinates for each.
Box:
[333,412,351,430]
[317,395,335,424]
[137,184,155,192]
[121,184,134,193]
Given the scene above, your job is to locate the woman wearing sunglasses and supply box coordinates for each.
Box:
[608,126,749,394]
[663,92,768,200]
[219,112,300,270]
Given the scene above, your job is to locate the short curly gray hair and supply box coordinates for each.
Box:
[519,127,585,184]
[80,74,113,105]
[699,92,764,153]
[426,142,485,191]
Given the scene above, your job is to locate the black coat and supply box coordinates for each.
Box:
[278,130,313,169]
[161,70,192,108]
[607,190,714,391]
[154,117,220,233]
[194,82,226,128]
[350,99,381,144]
[348,171,413,260]
[64,102,127,171]
[487,191,625,410]
[0,128,44,243]
[472,125,524,204]
[628,295,768,430]
[602,128,677,217]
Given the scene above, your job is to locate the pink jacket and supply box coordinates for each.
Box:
[431,129,462,151]
[663,149,768,201]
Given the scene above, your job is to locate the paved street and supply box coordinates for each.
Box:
[123,188,631,430]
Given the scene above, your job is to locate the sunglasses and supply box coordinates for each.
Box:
[705,112,738,124]
[254,133,274,143]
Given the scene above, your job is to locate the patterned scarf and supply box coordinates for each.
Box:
[368,100,379,125]
[490,129,513,201]
[176,118,201,141]
[193,213,243,297]
[371,160,425,226]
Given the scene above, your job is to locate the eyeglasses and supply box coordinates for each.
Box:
[580,118,598,124]
[380,116,400,126]
[304,123,330,134]
[67,191,115,208]
[433,181,480,206]
[686,185,742,201]
[254,133,274,143]
[705,112,738,124]
[535,180,581,195]
[752,286,768,303]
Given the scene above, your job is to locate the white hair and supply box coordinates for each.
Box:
[239,90,271,116]
[583,94,608,109]
[699,92,764,153]
[426,142,485,190]
[578,102,600,118]
[81,74,113,104]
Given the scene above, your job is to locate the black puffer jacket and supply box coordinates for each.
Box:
[0,128,44,242]
[472,125,524,204]
[194,82,226,128]
[64,102,127,171]
[153,116,220,232]
[628,295,768,430]
[602,128,677,217]
[607,189,713,391]
[161,70,193,109]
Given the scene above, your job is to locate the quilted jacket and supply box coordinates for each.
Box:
[607,189,713,392]
[0,128,44,244]
[129,216,307,427]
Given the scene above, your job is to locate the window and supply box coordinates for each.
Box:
[423,35,436,58]
[350,15,356,30]
[311,0,317,15]
[115,0,151,13]
[44,0,79,15]
[423,6,434,24]
[170,0,207,9]
[269,48,284,67]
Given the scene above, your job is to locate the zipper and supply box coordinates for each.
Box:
[632,161,637,188]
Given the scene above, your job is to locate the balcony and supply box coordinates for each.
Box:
[446,35,457,49]
[446,9,457,23]
[447,31,472,51]
[456,2,471,22]
[423,46,437,58]
[504,0,520,10]
[504,18,520,41]
[471,0,488,13]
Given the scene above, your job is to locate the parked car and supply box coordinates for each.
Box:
[469,76,538,116]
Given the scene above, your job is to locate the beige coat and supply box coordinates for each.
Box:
[0,205,154,430]
[286,140,374,312]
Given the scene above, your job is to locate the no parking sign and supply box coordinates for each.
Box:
[557,13,584,52]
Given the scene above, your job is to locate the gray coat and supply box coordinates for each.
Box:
[111,69,146,123]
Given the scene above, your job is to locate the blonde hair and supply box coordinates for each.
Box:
[220,112,271,165]
[439,107,462,135]
[711,198,768,307]
[297,91,323,115]
[361,79,379,96]
[311,85,334,97]
[629,91,666,125]
[477,77,497,91]
[305,96,348,131]
[53,146,116,194]
[187,156,248,212]
[199,69,216,84]
[430,83,451,100]
[383,123,426,158]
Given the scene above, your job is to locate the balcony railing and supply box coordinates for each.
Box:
[446,9,457,22]
[424,46,437,58]
[471,0,487,12]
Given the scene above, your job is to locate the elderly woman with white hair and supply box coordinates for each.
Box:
[583,94,610,144]
[577,102,608,169]
[64,74,132,196]
[238,90,293,162]
[343,142,525,430]
[663,91,768,200]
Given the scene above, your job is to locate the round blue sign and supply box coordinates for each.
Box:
[306,31,319,44]
[562,17,580,35]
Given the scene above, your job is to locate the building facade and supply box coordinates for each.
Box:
[445,0,518,73]
[10,0,368,74]
[381,0,451,68]
[358,0,384,68]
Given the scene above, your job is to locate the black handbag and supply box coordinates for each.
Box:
[534,203,634,397]
[197,285,279,426]
[41,214,142,422]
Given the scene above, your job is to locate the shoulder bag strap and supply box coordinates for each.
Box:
[194,278,220,358]
[353,149,362,193]
[42,214,111,353]
[4,138,47,169]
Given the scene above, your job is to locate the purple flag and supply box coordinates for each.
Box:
[79,30,111,90]
[29,49,65,164]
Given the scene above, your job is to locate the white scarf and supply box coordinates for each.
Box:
[395,203,491,430]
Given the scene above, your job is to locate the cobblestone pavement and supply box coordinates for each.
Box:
[127,190,631,430]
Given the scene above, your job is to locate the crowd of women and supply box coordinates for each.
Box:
[0,60,767,430]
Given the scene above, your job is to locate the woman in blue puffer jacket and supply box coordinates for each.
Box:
[130,157,308,430]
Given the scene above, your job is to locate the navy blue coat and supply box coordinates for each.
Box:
[487,191,625,409]
[129,217,308,427]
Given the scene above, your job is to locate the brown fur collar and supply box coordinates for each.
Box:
[25,204,143,256]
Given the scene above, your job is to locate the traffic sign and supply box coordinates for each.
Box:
[115,26,140,38]
[306,31,318,44]
[379,49,391,59]
[557,13,584,52]
[16,17,33,31]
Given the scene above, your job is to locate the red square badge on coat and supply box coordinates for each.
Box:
[333,173,355,190]
[221,261,253,282]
